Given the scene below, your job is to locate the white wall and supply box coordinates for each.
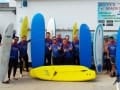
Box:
[0,11,16,34]
[9,0,16,7]
[16,0,98,36]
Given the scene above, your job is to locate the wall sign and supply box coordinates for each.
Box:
[98,2,120,27]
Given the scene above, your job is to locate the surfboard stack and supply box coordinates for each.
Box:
[30,65,96,81]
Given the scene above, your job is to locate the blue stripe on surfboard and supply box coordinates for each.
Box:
[31,13,45,68]
[94,24,103,73]
[116,28,120,76]
[79,24,92,68]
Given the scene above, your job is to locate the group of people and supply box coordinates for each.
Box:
[0,31,80,84]
[45,32,117,78]
[103,36,116,77]
[2,36,30,84]
[0,31,117,84]
[45,32,79,66]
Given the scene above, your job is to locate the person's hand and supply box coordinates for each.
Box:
[58,47,61,50]
[64,49,67,52]
[49,46,52,50]
[107,56,110,59]
[21,58,24,61]
[69,48,73,51]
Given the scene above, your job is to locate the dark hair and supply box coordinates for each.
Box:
[62,38,66,41]
[46,32,50,35]
[52,36,56,40]
[65,35,69,37]
[109,36,114,40]
[14,36,19,40]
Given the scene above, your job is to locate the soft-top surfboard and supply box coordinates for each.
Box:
[30,65,96,81]
[72,22,78,39]
[47,17,56,37]
[115,27,120,90]
[31,13,45,68]
[79,24,92,68]
[0,23,14,82]
[93,24,103,73]
[20,16,29,38]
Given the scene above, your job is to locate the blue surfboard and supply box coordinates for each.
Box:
[79,24,92,68]
[116,28,120,77]
[115,28,120,90]
[93,24,103,73]
[31,13,45,68]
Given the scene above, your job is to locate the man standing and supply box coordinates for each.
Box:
[3,36,19,84]
[62,38,74,65]
[19,36,30,77]
[72,35,79,65]
[51,37,63,65]
[107,36,116,77]
[45,32,52,65]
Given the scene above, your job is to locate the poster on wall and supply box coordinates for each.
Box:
[98,2,120,29]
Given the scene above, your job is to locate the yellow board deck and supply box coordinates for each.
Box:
[30,65,96,81]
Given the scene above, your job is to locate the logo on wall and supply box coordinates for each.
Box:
[98,2,120,27]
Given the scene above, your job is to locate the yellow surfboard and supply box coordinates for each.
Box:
[20,16,29,38]
[30,65,96,81]
[72,22,78,40]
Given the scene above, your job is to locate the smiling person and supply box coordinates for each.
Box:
[62,38,74,65]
